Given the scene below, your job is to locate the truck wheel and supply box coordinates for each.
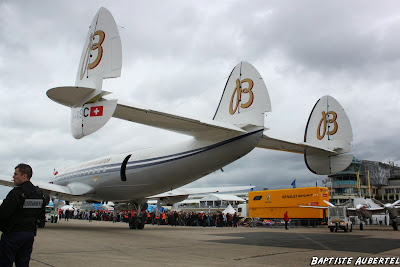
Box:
[360,222,364,230]
[350,224,353,232]
[330,227,334,232]
[51,216,54,223]
[55,216,58,223]
[335,223,338,232]
[344,225,348,232]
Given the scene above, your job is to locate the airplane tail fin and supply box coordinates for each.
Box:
[47,7,121,139]
[75,7,122,89]
[304,95,353,174]
[213,62,271,128]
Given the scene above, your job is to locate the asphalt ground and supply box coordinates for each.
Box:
[28,220,400,267]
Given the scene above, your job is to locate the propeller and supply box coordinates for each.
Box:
[323,200,335,207]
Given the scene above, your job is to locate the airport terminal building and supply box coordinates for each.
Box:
[325,157,400,205]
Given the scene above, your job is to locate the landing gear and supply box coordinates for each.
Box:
[129,217,138,229]
[119,201,147,230]
[128,216,146,229]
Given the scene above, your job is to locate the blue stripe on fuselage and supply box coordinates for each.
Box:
[53,129,263,183]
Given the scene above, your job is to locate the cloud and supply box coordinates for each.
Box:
[1,1,399,199]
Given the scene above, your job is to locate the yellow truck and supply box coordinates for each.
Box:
[249,187,329,224]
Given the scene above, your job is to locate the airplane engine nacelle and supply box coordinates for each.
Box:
[159,195,188,206]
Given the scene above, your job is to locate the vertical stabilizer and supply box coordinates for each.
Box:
[213,62,271,128]
[47,7,121,139]
[304,95,353,174]
[76,7,122,90]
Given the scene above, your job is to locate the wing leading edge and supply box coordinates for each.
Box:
[0,175,93,200]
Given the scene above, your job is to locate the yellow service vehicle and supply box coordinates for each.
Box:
[249,187,329,224]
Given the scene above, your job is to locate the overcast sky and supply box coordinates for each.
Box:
[1,1,400,199]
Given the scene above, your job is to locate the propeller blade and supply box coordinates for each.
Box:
[323,200,335,207]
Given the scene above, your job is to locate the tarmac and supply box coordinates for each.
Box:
[29,220,400,267]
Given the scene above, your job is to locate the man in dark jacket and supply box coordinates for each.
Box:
[0,163,47,267]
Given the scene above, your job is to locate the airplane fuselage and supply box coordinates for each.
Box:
[52,128,263,202]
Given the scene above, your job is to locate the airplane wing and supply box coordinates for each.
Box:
[346,208,358,217]
[0,175,13,188]
[113,100,246,138]
[149,185,255,198]
[148,185,255,205]
[349,207,385,216]
[298,205,328,209]
[0,175,93,200]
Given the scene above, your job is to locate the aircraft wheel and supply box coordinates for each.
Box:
[137,217,145,229]
[137,222,145,229]
[330,227,334,232]
[129,217,138,229]
[392,221,398,231]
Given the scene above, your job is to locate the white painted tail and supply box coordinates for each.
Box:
[304,95,353,174]
[47,7,121,139]
[76,7,122,89]
[213,62,271,128]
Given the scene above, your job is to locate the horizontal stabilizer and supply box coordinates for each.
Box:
[257,134,335,154]
[113,101,246,138]
[47,86,111,107]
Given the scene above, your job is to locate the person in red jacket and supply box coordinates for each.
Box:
[284,211,289,230]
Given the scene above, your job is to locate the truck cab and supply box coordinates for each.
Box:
[328,206,352,232]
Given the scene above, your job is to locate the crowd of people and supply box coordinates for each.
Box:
[58,209,241,227]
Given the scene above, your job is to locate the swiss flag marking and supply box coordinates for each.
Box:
[90,106,103,117]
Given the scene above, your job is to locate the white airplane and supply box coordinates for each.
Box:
[0,8,354,229]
